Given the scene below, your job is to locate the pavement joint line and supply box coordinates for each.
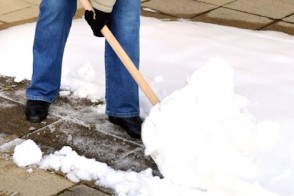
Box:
[142,9,177,19]
[19,118,64,139]
[21,114,144,147]
[257,20,279,30]
[281,13,294,22]
[260,19,294,30]
[282,20,294,25]
[142,2,218,19]
[191,6,294,31]
[0,152,113,195]
[217,7,276,20]
[114,148,143,164]
[0,93,24,105]
[55,183,78,195]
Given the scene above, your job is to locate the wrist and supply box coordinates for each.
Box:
[90,0,114,13]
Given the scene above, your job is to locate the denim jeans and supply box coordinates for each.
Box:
[26,0,141,118]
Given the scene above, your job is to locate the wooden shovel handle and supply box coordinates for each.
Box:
[101,26,160,106]
[79,0,159,105]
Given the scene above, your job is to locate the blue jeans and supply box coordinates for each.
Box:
[26,0,141,118]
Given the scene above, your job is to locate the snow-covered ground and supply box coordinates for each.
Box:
[0,17,294,195]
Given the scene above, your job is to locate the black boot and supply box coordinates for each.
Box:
[25,100,50,123]
[108,116,143,139]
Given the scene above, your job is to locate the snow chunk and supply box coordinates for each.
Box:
[13,139,42,167]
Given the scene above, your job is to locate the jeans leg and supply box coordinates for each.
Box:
[26,0,77,103]
[105,0,141,117]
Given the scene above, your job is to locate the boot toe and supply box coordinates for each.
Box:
[109,116,143,139]
[25,100,50,123]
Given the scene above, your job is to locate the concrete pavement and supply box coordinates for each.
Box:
[1,0,294,195]
[1,0,294,34]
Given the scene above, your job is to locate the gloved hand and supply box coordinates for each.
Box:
[84,9,111,37]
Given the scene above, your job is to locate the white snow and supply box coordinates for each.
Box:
[0,16,293,195]
[142,58,282,196]
[38,146,203,195]
[13,139,42,167]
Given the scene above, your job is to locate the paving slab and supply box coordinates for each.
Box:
[58,184,110,196]
[198,0,235,6]
[141,8,177,20]
[224,0,294,19]
[263,21,294,36]
[277,0,294,5]
[0,158,74,196]
[0,75,158,174]
[0,6,39,23]
[23,0,40,5]
[0,0,33,15]
[25,120,158,173]
[0,1,83,28]
[49,93,139,141]
[49,94,107,127]
[283,14,294,23]
[0,97,59,137]
[0,75,29,104]
[142,0,217,18]
[194,7,273,30]
[83,181,115,195]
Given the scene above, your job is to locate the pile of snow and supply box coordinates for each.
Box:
[142,58,280,196]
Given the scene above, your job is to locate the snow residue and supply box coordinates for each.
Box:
[62,62,105,99]
[142,58,281,196]
[13,139,42,167]
[38,146,203,195]
[0,138,24,152]
[142,8,158,13]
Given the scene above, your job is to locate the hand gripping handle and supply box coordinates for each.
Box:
[79,0,160,105]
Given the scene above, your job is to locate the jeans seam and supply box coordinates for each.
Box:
[26,95,54,103]
[106,110,140,118]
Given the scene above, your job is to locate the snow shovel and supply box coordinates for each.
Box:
[79,0,160,106]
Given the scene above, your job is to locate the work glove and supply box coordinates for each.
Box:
[84,9,111,37]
